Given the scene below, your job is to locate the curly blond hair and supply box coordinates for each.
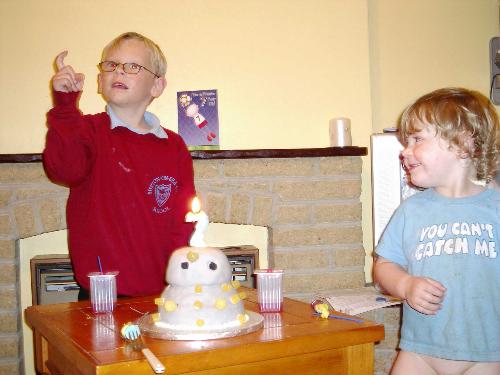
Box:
[398,87,499,183]
[101,32,167,77]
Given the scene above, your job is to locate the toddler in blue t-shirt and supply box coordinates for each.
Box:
[374,87,499,374]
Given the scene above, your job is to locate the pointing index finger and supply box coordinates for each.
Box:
[55,51,68,71]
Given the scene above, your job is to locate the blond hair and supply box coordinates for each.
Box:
[398,87,499,182]
[101,32,167,77]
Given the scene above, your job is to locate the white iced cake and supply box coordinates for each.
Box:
[153,247,249,330]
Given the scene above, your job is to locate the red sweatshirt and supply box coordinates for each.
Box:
[43,91,195,296]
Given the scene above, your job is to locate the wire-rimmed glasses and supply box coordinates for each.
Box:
[98,61,159,78]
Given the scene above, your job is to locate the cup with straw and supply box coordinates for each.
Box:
[88,256,118,313]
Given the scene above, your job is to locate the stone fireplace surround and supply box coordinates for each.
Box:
[0,147,400,375]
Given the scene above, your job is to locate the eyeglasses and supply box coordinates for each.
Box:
[98,61,159,78]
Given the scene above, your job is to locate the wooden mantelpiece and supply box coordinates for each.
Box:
[190,147,367,159]
[0,147,367,163]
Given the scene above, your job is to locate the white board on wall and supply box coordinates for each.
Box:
[371,133,420,247]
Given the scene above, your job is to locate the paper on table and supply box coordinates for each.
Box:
[322,294,402,316]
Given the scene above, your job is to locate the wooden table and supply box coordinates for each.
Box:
[25,289,384,375]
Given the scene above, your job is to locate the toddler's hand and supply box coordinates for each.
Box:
[404,276,446,315]
[52,51,85,92]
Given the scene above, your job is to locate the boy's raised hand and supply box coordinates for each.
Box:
[52,51,85,93]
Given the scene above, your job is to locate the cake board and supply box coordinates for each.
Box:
[137,310,264,340]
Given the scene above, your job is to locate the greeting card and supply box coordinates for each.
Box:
[177,89,219,150]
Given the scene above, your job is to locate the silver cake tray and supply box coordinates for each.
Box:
[136,310,264,340]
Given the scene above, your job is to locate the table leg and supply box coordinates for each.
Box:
[34,330,50,374]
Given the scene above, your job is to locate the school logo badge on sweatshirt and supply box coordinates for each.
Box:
[155,184,171,207]
[147,176,178,213]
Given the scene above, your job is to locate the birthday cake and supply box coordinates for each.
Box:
[153,246,249,330]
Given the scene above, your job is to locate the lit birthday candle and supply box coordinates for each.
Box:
[185,197,209,247]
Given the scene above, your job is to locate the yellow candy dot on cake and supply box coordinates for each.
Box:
[152,313,160,322]
[237,313,249,324]
[215,298,227,310]
[196,319,205,327]
[238,291,247,300]
[187,251,199,262]
[193,300,203,310]
[231,280,241,289]
[194,284,203,293]
[230,294,241,304]
[154,297,165,306]
[164,300,177,312]
[221,283,232,292]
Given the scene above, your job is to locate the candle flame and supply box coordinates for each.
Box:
[191,197,201,213]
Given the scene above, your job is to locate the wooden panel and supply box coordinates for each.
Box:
[182,348,348,374]
[346,343,374,375]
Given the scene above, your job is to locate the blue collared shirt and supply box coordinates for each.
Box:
[106,106,168,139]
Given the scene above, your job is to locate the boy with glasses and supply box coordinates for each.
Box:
[43,32,196,298]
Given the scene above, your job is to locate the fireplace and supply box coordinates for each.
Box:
[0,147,381,374]
[19,222,268,373]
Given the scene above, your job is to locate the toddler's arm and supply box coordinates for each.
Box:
[52,51,85,92]
[374,256,446,315]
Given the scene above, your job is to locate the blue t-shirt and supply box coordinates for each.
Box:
[376,188,500,361]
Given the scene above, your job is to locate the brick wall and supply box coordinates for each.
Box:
[0,155,399,374]
[0,163,68,375]
[194,157,366,300]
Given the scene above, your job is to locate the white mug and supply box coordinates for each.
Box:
[329,117,352,147]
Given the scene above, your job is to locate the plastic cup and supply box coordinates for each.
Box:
[88,272,118,313]
[255,269,284,312]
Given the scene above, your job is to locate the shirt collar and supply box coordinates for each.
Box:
[106,106,168,139]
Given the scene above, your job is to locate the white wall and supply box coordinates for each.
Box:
[0,0,372,153]
[369,0,499,133]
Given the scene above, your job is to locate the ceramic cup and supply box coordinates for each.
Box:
[329,117,352,147]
